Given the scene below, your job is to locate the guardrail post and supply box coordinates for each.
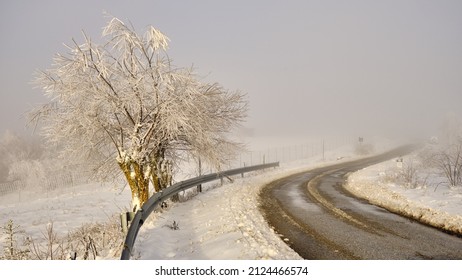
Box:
[120,213,127,233]
[197,157,202,192]
[120,212,135,234]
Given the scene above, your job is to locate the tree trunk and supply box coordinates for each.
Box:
[119,161,150,212]
[118,153,173,211]
[151,156,172,192]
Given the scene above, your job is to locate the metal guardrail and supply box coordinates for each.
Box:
[120,161,279,260]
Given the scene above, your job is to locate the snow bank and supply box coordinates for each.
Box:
[346,157,462,235]
[135,172,301,260]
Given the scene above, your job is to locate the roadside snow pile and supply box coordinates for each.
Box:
[134,175,301,260]
[134,168,310,260]
[346,154,462,235]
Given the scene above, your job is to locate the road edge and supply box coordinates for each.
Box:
[344,173,462,237]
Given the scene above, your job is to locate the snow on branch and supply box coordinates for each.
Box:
[31,16,248,209]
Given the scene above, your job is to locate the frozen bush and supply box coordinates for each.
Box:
[0,220,30,260]
[432,142,462,187]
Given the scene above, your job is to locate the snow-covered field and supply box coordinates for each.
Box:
[0,181,132,260]
[1,138,461,261]
[0,183,131,239]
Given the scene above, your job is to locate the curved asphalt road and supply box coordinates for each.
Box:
[259,146,462,259]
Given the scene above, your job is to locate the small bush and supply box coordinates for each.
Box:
[433,143,462,187]
[1,216,124,260]
[0,220,30,260]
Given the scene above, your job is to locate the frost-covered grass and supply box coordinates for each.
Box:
[0,183,131,259]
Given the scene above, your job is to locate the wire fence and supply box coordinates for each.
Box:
[0,169,92,203]
[234,137,357,168]
[0,136,359,203]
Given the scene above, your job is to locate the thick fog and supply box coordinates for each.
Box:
[1,0,461,141]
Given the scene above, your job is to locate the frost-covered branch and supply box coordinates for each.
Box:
[32,16,247,210]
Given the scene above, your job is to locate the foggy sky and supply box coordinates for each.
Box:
[1,0,461,140]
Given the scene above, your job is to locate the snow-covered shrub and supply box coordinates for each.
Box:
[1,215,123,260]
[399,159,428,189]
[27,222,67,260]
[379,157,428,189]
[0,131,43,183]
[27,216,124,260]
[432,142,462,187]
[418,136,462,188]
[8,159,47,190]
[0,220,30,260]
[66,216,125,259]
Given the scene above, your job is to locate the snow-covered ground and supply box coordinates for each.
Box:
[0,181,132,259]
[1,138,460,261]
[0,182,131,234]
[0,182,130,236]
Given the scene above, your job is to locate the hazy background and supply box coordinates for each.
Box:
[1,0,461,141]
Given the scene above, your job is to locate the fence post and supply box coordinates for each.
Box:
[197,157,202,193]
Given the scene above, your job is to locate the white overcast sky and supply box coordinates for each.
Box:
[1,0,461,139]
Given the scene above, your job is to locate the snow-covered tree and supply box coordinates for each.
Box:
[31,17,247,211]
[0,131,43,183]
